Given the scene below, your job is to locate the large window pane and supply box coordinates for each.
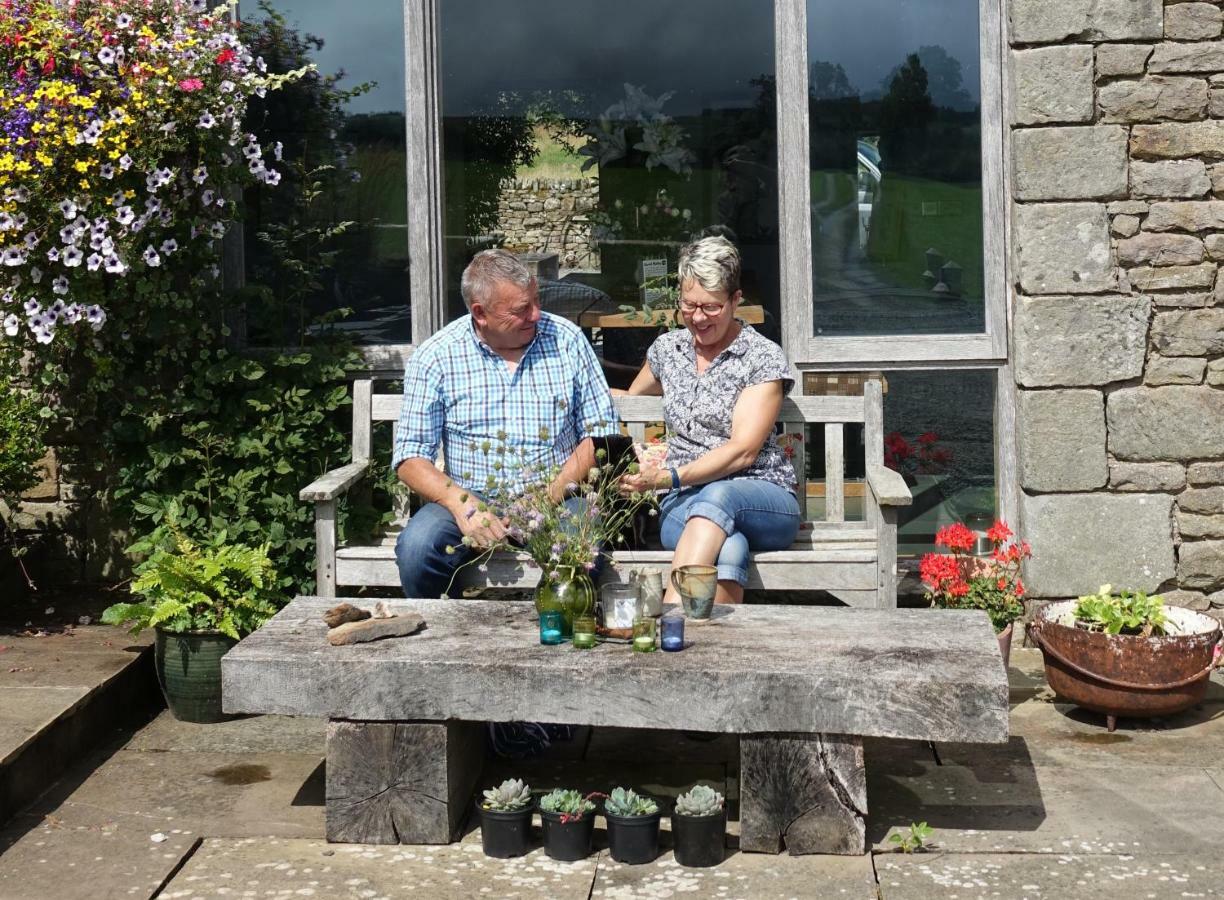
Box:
[439,0,778,386]
[807,0,983,337]
[244,1,408,344]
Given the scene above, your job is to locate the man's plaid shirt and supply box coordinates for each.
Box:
[392,313,617,494]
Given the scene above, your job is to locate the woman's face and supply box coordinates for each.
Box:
[678,279,740,350]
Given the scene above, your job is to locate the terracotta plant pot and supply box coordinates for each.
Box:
[996,621,1014,669]
[155,628,237,723]
[1029,600,1223,732]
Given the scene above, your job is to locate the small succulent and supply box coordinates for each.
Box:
[538,788,597,818]
[674,784,724,818]
[481,778,532,811]
[605,786,659,817]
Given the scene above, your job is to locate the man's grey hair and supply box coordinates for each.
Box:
[677,235,741,297]
[460,249,534,310]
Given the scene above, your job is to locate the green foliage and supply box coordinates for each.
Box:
[100,531,281,639]
[0,367,44,509]
[604,787,658,818]
[674,784,724,818]
[480,778,532,812]
[538,789,597,818]
[1074,585,1168,637]
[889,821,934,853]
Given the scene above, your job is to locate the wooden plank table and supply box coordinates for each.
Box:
[223,597,1009,854]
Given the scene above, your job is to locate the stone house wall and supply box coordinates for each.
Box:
[495,178,600,270]
[1009,0,1224,611]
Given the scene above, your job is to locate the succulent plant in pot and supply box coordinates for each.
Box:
[672,784,726,868]
[538,789,599,861]
[476,778,534,858]
[604,787,661,865]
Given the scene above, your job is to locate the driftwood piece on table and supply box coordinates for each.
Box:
[739,732,867,855]
[323,602,371,628]
[327,613,424,646]
[325,720,483,844]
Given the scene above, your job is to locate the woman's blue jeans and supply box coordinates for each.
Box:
[659,478,801,586]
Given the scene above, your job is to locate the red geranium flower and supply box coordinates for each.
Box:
[986,520,1012,543]
[935,523,976,553]
[215,47,236,64]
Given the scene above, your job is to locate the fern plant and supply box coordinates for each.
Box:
[101,531,282,639]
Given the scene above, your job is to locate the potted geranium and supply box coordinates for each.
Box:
[476,778,534,858]
[920,520,1029,666]
[537,789,598,861]
[101,532,280,722]
[604,787,661,864]
[671,784,725,868]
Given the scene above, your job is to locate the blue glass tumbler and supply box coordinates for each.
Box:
[661,615,685,652]
[539,610,564,645]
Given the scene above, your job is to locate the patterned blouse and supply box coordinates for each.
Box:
[646,323,798,491]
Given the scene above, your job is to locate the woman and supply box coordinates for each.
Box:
[618,236,800,605]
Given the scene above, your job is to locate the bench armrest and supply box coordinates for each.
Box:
[300,459,371,502]
[865,464,912,507]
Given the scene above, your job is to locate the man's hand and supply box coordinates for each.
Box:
[450,498,508,549]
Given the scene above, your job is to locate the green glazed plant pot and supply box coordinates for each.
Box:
[154,628,238,723]
[535,566,596,638]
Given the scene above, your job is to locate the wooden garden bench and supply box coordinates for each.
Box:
[222,596,1009,855]
[303,375,912,606]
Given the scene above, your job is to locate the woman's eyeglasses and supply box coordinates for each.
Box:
[677,300,728,316]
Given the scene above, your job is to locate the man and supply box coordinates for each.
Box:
[392,249,618,598]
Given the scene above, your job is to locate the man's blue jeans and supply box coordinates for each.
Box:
[659,478,801,586]
[395,497,596,598]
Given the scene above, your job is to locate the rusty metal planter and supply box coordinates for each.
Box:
[1029,600,1222,732]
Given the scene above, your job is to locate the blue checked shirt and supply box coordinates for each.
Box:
[392,313,618,495]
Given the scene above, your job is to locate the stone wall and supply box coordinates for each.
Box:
[1010,0,1224,611]
[496,178,600,270]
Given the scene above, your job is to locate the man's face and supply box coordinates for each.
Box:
[472,278,541,351]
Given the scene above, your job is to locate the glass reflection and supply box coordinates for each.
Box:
[807,0,984,336]
[439,0,778,386]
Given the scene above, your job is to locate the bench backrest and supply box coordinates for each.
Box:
[354,377,885,527]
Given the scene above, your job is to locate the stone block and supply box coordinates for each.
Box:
[1127,262,1217,290]
[1111,214,1141,236]
[1013,203,1115,294]
[1011,46,1094,124]
[20,449,57,501]
[1018,390,1107,491]
[1012,127,1128,200]
[1145,355,1207,385]
[1131,160,1212,198]
[1149,290,1214,307]
[1108,200,1149,215]
[1099,75,1207,122]
[1166,3,1224,39]
[1178,540,1224,591]
[1095,43,1155,78]
[1107,387,1224,460]
[1013,294,1148,387]
[1021,493,1174,596]
[1212,359,1224,386]
[1108,461,1186,491]
[1151,308,1224,355]
[1117,233,1204,266]
[1189,462,1224,486]
[1210,163,1224,194]
[1145,200,1224,231]
[1179,514,1224,540]
[1131,121,1224,159]
[1181,487,1224,516]
[1212,88,1224,118]
[1160,588,1211,610]
[1010,0,1163,43]
[1149,40,1224,73]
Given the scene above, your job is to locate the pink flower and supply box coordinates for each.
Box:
[178,78,204,92]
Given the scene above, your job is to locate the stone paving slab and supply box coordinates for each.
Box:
[875,851,1223,898]
[159,837,599,899]
[0,685,90,764]
[591,850,878,899]
[868,753,1224,854]
[0,627,152,688]
[125,712,326,754]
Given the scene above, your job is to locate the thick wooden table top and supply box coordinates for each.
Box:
[222,597,1009,743]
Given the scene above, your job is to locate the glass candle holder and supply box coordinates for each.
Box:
[632,616,657,653]
[572,615,597,649]
[660,615,685,652]
[539,610,564,645]
[601,582,640,629]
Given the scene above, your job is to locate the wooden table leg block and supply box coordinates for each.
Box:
[739,732,866,855]
[325,720,483,844]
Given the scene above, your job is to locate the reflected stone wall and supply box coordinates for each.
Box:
[1009,0,1224,612]
[496,178,600,270]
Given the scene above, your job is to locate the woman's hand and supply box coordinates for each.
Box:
[618,465,669,495]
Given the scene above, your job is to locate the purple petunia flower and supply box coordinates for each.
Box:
[142,246,160,267]
[61,247,83,267]
[3,314,18,337]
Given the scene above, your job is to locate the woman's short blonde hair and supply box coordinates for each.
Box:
[677,235,741,297]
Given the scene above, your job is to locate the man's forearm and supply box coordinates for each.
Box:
[548,437,597,501]
[397,457,469,515]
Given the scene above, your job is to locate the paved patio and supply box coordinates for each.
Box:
[1,636,1223,899]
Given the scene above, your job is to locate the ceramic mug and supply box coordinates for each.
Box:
[670,564,717,620]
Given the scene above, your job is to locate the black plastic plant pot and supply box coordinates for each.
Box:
[672,810,726,868]
[539,809,595,861]
[477,802,534,858]
[606,811,662,864]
